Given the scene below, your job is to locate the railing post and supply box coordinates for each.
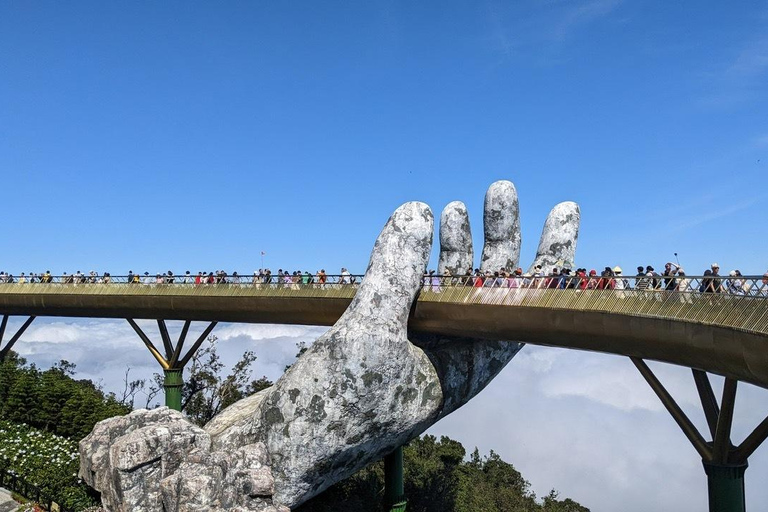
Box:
[384,446,406,511]
[703,461,747,512]
[163,369,184,411]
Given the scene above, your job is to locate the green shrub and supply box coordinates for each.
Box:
[0,419,97,510]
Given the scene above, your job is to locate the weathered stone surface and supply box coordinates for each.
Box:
[411,334,524,418]
[480,180,521,272]
[205,388,272,450]
[437,201,473,276]
[246,202,443,506]
[79,407,211,512]
[80,184,581,512]
[160,443,278,511]
[527,201,580,273]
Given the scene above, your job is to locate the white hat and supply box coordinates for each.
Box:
[613,266,623,273]
[729,270,737,277]
[711,262,720,268]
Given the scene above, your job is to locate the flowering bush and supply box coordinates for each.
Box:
[0,419,97,510]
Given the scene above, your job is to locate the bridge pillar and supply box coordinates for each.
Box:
[0,315,36,362]
[703,461,747,512]
[126,319,217,412]
[632,360,768,512]
[385,446,406,512]
[163,369,184,411]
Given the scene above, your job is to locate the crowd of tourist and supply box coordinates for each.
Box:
[0,263,766,296]
[0,268,356,286]
[421,262,768,296]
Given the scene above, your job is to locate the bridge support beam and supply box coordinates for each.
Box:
[0,315,36,362]
[703,461,747,512]
[631,359,768,512]
[163,369,184,412]
[126,319,217,411]
[385,446,406,512]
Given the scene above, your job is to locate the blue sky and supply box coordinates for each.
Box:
[2,1,767,276]
[2,2,768,511]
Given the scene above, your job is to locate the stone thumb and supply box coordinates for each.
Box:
[341,201,433,327]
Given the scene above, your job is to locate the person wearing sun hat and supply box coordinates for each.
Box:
[727,269,746,295]
[613,266,628,292]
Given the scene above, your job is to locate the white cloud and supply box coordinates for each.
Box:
[550,0,623,42]
[701,33,768,108]
[485,0,624,60]
[728,37,768,80]
[9,319,768,511]
[429,346,768,511]
[215,323,326,342]
[754,133,768,148]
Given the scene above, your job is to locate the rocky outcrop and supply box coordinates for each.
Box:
[160,442,288,512]
[79,407,287,512]
[79,408,212,511]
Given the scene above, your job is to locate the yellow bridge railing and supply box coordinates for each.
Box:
[0,275,767,337]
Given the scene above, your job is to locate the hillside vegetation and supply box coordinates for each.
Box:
[0,350,589,511]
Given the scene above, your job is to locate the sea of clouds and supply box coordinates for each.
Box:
[9,318,768,512]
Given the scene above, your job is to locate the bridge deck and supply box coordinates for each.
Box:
[1,283,767,388]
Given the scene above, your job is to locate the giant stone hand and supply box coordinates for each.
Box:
[80,180,579,511]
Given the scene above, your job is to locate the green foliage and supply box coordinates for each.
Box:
[0,347,590,512]
[296,435,590,512]
[179,335,274,426]
[0,352,131,440]
[0,419,98,510]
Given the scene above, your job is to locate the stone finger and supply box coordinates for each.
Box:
[527,201,580,273]
[341,201,434,328]
[480,180,521,273]
[437,200,473,277]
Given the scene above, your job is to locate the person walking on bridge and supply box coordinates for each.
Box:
[663,262,678,291]
[758,272,768,296]
[727,270,746,295]
[340,268,352,285]
[676,268,693,303]
[710,263,724,293]
[635,266,648,292]
[613,267,627,297]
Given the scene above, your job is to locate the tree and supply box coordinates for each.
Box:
[37,360,77,432]
[117,366,148,409]
[0,352,130,440]
[0,352,27,405]
[2,364,40,425]
[542,490,591,512]
[176,335,273,426]
[295,435,590,512]
[284,341,308,372]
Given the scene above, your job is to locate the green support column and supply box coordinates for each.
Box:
[164,369,184,411]
[703,461,747,512]
[128,319,217,413]
[384,446,406,512]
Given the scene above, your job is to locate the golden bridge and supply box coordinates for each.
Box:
[1,275,766,511]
